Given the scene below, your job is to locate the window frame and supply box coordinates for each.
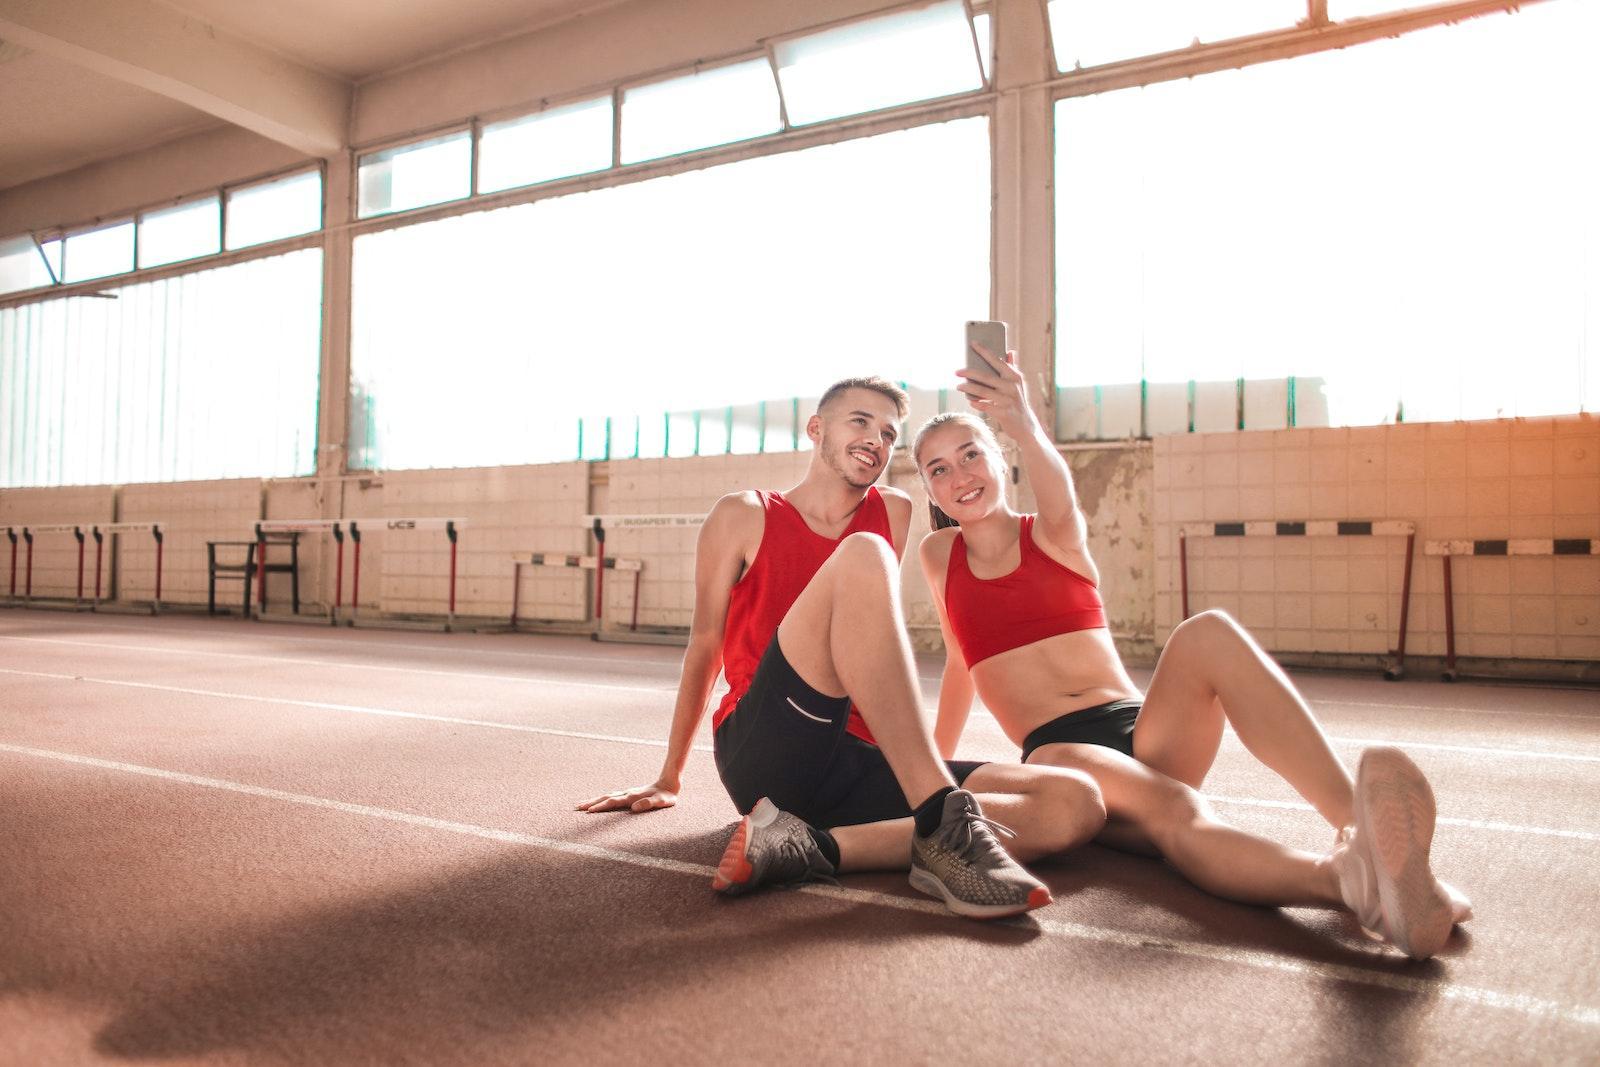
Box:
[1044,0,1576,437]
[0,162,327,309]
[615,51,786,165]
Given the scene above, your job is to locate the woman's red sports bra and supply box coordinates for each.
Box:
[943,514,1107,667]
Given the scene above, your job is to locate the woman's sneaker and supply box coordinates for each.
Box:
[909,789,1052,920]
[712,798,835,895]
[1332,747,1456,960]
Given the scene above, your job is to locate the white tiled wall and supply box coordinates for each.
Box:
[0,486,115,600]
[120,480,262,607]
[606,451,811,629]
[1154,414,1600,662]
[358,463,589,621]
[3,413,1593,670]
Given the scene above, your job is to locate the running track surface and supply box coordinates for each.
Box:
[2,608,1597,1065]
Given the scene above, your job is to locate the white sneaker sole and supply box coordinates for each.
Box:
[908,866,1050,920]
[1355,747,1454,960]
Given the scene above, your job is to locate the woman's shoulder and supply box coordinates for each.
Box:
[918,525,961,565]
[1024,510,1101,586]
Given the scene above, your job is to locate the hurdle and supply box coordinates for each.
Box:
[245,518,466,628]
[3,524,96,609]
[346,517,467,630]
[254,519,341,623]
[1425,537,1599,682]
[581,513,704,640]
[90,523,165,614]
[1179,520,1417,679]
[509,552,643,631]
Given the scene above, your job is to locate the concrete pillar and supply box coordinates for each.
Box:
[991,0,1057,507]
[316,152,354,488]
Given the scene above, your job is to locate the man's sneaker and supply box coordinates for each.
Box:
[1331,747,1455,960]
[908,789,1052,920]
[712,798,836,896]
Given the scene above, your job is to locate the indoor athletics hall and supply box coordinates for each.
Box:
[1,1,1596,1063]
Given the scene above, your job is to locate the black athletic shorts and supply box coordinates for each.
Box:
[714,636,983,829]
[1020,699,1143,762]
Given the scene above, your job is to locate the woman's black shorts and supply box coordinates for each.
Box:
[714,636,983,829]
[1020,699,1144,763]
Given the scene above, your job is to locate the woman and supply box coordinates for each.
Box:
[913,344,1470,960]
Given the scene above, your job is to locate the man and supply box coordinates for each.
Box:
[578,377,1103,918]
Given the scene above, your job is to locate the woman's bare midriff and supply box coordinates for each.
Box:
[969,628,1142,748]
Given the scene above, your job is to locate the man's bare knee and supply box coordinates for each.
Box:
[831,531,897,578]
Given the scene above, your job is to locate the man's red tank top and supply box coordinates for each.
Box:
[944,514,1107,667]
[713,488,891,743]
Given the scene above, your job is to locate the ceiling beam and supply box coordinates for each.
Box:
[0,0,349,157]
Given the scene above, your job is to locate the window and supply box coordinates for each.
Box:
[1046,0,1304,70]
[358,130,472,218]
[621,59,781,164]
[225,169,322,250]
[138,196,221,268]
[1054,1,1598,436]
[351,117,990,469]
[773,0,983,126]
[0,249,322,487]
[973,11,993,82]
[0,234,55,295]
[62,221,135,283]
[479,97,614,193]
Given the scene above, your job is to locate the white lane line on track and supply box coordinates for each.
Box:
[7,629,1598,724]
[7,635,1599,764]
[2,740,1596,1030]
[0,667,716,754]
[1322,735,1600,764]
[1207,795,1600,843]
[0,616,663,666]
[4,666,1595,843]
[1311,699,1600,724]
[0,635,677,694]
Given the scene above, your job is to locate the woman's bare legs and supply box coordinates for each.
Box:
[1134,609,1354,829]
[1029,742,1343,908]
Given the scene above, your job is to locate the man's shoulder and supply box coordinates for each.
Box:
[877,485,913,508]
[703,490,767,537]
[876,485,913,522]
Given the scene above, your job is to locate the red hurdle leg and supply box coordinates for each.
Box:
[333,531,345,623]
[1442,555,1457,679]
[1393,532,1415,676]
[447,522,458,627]
[75,529,85,604]
[1178,531,1190,620]
[256,532,268,616]
[94,534,104,603]
[153,528,164,612]
[631,569,642,631]
[511,562,522,627]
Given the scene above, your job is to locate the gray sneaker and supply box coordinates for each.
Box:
[909,789,1052,919]
[712,798,836,896]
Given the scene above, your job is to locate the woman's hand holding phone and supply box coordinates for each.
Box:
[959,321,1036,441]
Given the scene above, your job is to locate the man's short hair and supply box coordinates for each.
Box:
[817,377,909,419]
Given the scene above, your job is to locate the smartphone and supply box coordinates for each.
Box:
[965,320,1009,378]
